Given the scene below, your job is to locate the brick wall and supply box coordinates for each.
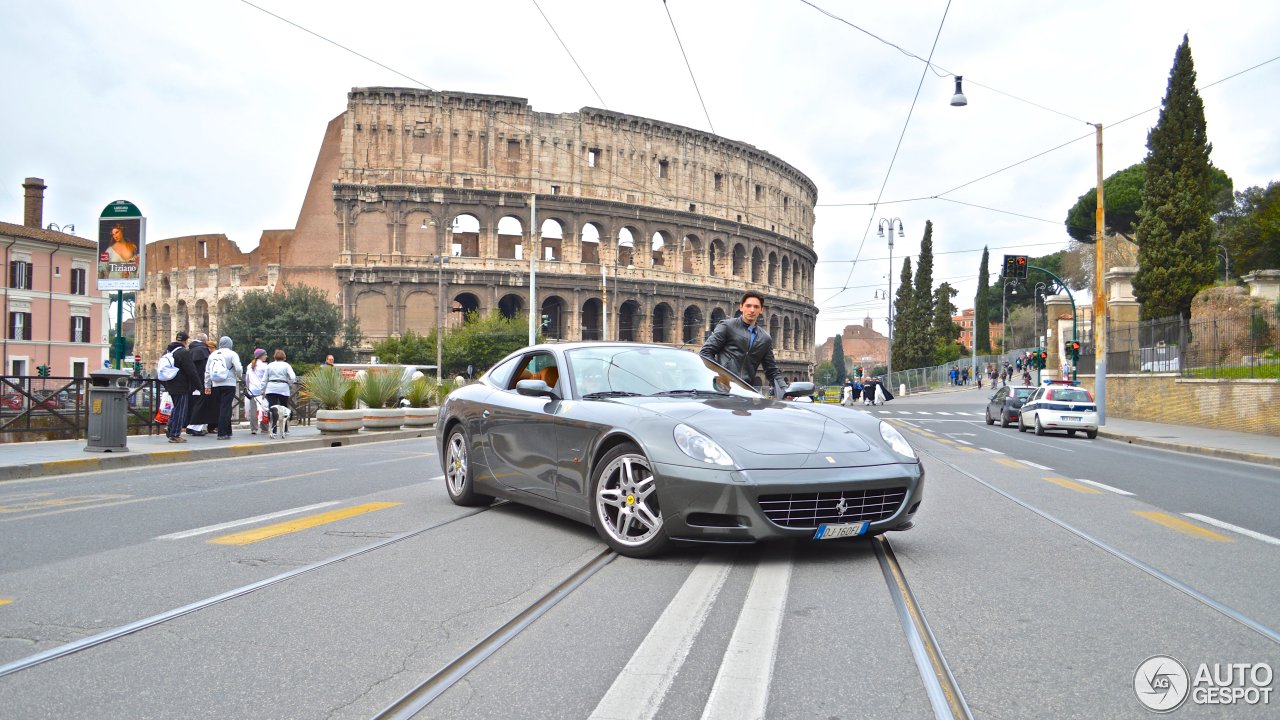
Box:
[1077,374,1280,436]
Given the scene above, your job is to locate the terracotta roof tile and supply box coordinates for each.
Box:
[0,221,97,250]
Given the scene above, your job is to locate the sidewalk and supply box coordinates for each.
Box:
[0,423,435,482]
[908,381,1280,468]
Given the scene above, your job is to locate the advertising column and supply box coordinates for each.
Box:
[97,200,146,368]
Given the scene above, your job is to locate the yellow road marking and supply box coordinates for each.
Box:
[916,431,938,439]
[1043,476,1102,494]
[41,458,102,474]
[0,494,131,513]
[994,457,1025,470]
[209,502,400,545]
[1133,511,1233,542]
[0,495,161,523]
[0,598,12,606]
[957,445,977,452]
[935,438,955,445]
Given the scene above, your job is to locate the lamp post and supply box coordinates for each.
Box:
[430,217,458,386]
[877,218,904,385]
[1216,244,1230,283]
[1001,280,1019,355]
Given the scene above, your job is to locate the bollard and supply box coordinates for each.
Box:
[899,383,906,397]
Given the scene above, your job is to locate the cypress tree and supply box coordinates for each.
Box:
[831,334,847,384]
[1133,34,1216,321]
[975,247,991,353]
[912,221,937,367]
[892,257,916,371]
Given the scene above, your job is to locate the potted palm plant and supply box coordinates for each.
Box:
[302,366,362,433]
[358,366,405,430]
[401,377,438,427]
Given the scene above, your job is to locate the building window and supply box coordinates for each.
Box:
[165,246,171,260]
[9,260,33,290]
[658,160,669,179]
[507,139,520,159]
[70,315,91,343]
[588,148,599,167]
[72,361,86,378]
[550,185,561,195]
[755,184,763,201]
[199,241,207,259]
[9,311,32,340]
[714,173,723,191]
[689,204,696,212]
[10,359,26,376]
[70,268,87,295]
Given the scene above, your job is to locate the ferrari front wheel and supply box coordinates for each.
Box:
[591,443,670,558]
[444,427,493,507]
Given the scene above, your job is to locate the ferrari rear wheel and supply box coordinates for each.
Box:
[444,427,493,507]
[591,443,670,558]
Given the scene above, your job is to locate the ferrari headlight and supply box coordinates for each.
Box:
[674,423,735,466]
[879,421,916,460]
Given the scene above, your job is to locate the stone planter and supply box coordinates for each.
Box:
[316,408,363,433]
[403,406,438,427]
[362,407,405,430]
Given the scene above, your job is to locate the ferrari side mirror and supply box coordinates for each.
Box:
[783,381,815,399]
[515,379,559,400]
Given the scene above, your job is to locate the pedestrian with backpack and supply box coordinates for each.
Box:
[160,331,202,443]
[205,336,244,440]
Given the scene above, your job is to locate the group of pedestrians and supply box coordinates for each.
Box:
[159,331,296,443]
[839,376,892,406]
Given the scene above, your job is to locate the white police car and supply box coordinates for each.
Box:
[1017,380,1098,439]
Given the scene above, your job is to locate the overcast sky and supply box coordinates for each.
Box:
[3,0,1277,343]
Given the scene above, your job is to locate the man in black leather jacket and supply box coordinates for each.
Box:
[161,332,202,443]
[699,290,784,396]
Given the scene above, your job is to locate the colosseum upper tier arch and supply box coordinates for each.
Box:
[138,88,820,382]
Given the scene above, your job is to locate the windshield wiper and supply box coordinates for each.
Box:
[581,391,644,399]
[650,389,732,397]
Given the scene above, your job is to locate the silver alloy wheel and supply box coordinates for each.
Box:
[595,453,662,548]
[445,431,468,497]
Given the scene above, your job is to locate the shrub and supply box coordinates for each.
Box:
[357,366,403,409]
[301,366,356,410]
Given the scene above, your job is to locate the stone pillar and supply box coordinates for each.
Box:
[22,177,46,229]
[1043,294,1073,376]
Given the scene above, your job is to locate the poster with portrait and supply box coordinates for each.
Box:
[97,200,146,291]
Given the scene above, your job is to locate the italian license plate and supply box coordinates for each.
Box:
[1062,415,1080,421]
[814,522,869,540]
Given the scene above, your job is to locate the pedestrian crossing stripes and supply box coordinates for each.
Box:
[870,410,980,417]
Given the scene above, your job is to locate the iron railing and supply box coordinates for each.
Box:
[1078,306,1279,379]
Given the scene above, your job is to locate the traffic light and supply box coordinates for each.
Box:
[36,364,50,377]
[1003,254,1029,280]
[1038,349,1049,369]
[1068,340,1082,360]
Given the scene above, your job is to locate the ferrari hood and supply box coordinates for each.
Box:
[628,396,872,455]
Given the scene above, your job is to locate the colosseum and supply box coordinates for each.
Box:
[136,88,819,383]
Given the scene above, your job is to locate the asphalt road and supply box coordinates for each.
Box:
[0,401,1276,719]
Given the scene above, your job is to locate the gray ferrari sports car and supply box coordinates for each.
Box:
[437,342,924,557]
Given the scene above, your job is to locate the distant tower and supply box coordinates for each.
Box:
[863,315,873,330]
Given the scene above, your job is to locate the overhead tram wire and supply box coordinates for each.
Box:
[663,0,716,135]
[530,0,609,110]
[824,0,953,308]
[236,0,739,231]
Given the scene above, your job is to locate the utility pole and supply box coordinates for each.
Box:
[601,264,608,341]
[528,193,538,346]
[1093,123,1107,423]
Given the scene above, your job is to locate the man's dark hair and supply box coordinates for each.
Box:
[740,290,765,307]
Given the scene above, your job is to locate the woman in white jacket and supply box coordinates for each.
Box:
[243,348,269,434]
[262,349,297,438]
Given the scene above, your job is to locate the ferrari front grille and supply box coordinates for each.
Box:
[758,487,907,529]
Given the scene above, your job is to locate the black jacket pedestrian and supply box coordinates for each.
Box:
[699,316,782,391]
[187,341,218,426]
[161,342,201,397]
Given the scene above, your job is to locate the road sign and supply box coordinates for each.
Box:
[97,200,145,291]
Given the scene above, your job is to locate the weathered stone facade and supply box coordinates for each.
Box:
[138,88,820,381]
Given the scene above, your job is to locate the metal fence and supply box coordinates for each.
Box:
[885,349,1036,394]
[1077,305,1280,379]
[0,375,314,443]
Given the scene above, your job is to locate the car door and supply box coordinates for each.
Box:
[1021,387,1044,425]
[988,386,1008,419]
[479,351,563,500]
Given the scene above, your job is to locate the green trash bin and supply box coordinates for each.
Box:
[85,369,132,452]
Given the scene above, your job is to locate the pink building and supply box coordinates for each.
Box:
[2,178,110,378]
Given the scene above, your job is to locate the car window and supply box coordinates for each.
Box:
[566,346,759,398]
[1050,388,1092,402]
[509,353,559,391]
[483,355,520,389]
[1013,387,1035,400]
[993,388,1007,401]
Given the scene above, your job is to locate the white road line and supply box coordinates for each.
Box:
[589,558,734,720]
[950,438,973,446]
[1184,514,1280,546]
[935,411,954,416]
[701,544,792,720]
[1073,479,1134,496]
[155,502,340,540]
[900,420,920,428]
[979,447,1003,454]
[1019,460,1053,471]
[914,411,933,415]
[365,452,435,467]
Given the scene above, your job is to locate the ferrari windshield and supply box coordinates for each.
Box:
[566,346,761,398]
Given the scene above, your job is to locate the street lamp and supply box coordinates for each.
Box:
[45,222,75,234]
[1001,280,1019,355]
[877,218,904,385]
[427,216,459,386]
[1216,244,1230,283]
[1033,282,1048,348]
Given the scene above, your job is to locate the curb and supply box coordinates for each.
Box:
[0,428,436,483]
[1096,430,1280,468]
